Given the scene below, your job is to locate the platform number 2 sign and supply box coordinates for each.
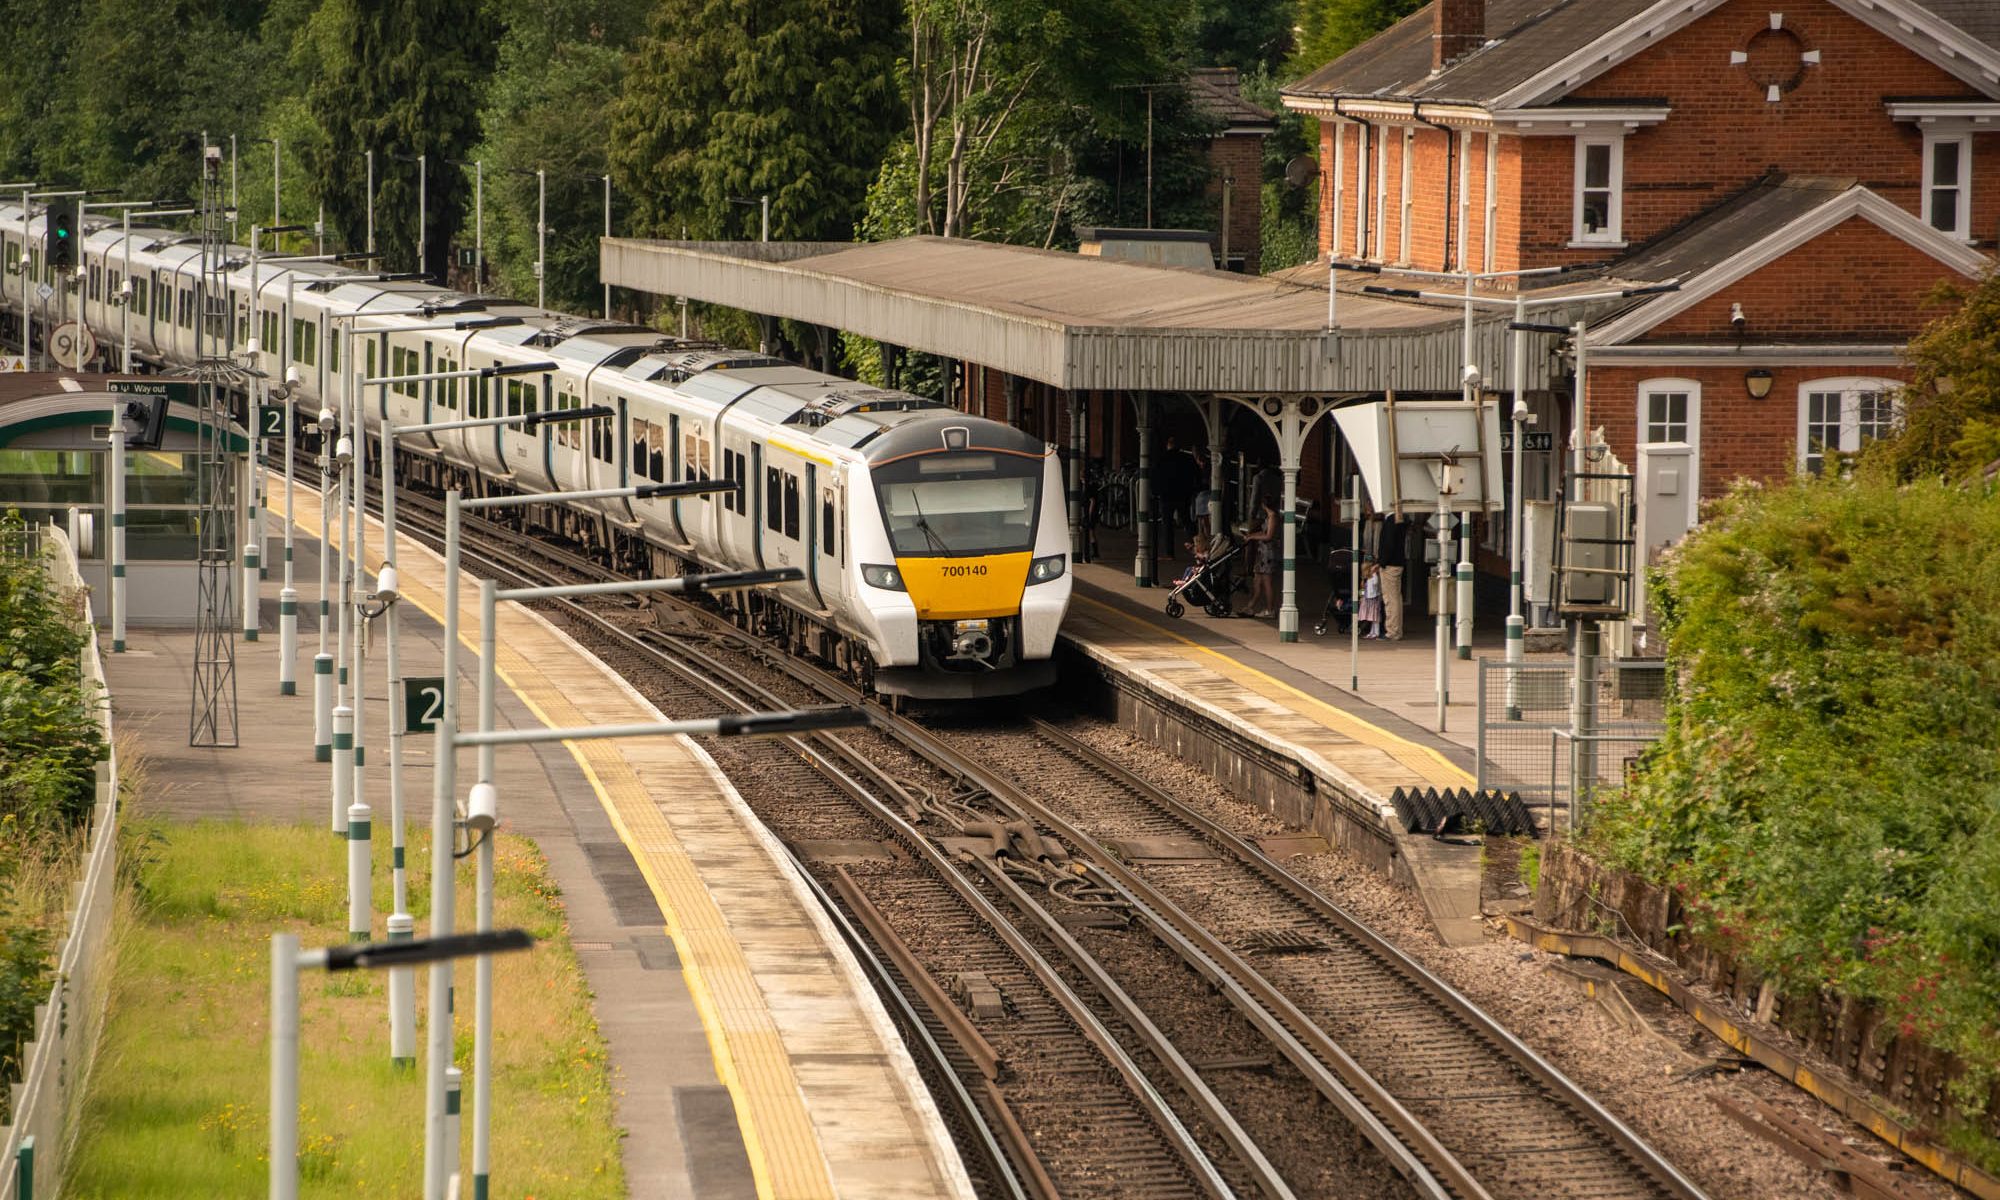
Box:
[403,676,446,733]
[257,404,286,438]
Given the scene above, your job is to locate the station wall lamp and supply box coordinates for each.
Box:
[1744,368,1774,400]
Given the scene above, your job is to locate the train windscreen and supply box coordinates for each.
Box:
[873,452,1042,557]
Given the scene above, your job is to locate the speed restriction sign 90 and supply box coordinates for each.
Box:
[50,322,95,370]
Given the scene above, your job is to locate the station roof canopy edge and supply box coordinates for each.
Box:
[601,235,1618,396]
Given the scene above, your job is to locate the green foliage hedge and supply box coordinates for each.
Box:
[0,516,107,1114]
[1593,476,2000,1139]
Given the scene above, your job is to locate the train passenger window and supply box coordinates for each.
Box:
[178,288,193,329]
[506,379,522,417]
[821,491,836,557]
[328,330,340,375]
[133,276,147,317]
[648,422,665,481]
[2,240,14,273]
[88,266,100,301]
[766,467,782,532]
[631,422,650,480]
[783,474,799,540]
[294,319,316,366]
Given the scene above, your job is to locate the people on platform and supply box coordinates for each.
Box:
[1371,514,1408,641]
[1359,560,1384,638]
[1244,493,1280,619]
[1157,436,1201,559]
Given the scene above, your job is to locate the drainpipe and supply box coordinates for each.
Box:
[1412,102,1456,271]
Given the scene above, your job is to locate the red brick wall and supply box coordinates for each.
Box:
[1520,0,1998,257]
[1206,133,1265,271]
[1491,136,1524,273]
[1648,215,1970,341]
[1404,126,1453,269]
[1466,132,1491,273]
[1588,363,1913,495]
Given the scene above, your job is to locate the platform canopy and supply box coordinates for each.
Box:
[601,236,1601,396]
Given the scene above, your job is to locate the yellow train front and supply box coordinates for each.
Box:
[841,418,1071,699]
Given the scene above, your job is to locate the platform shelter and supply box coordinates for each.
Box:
[602,234,1630,641]
[0,372,248,632]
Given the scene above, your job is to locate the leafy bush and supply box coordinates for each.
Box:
[1593,475,2000,1131]
[0,514,108,1117]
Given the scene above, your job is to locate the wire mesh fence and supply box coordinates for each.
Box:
[1477,653,1665,831]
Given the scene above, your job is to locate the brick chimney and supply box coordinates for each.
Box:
[1433,0,1486,71]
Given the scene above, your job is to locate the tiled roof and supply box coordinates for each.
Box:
[1912,0,2000,47]
[1282,0,1660,106]
[1607,175,1857,282]
[1187,68,1278,129]
[1284,0,2000,108]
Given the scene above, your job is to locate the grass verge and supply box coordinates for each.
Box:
[67,819,623,1198]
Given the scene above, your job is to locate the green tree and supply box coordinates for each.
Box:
[1188,0,1296,71]
[0,0,81,184]
[611,0,902,242]
[303,0,496,281]
[1287,0,1423,79]
[1866,270,2000,480]
[474,0,646,310]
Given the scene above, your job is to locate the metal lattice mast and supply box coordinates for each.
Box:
[188,142,241,747]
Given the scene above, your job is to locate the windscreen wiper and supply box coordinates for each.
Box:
[910,492,953,555]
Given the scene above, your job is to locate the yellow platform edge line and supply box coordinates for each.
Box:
[274,488,827,1200]
[1073,593,1475,789]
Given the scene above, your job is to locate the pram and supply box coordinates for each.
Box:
[1314,548,1358,637]
[1164,534,1244,618]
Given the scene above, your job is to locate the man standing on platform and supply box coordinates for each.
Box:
[1375,514,1407,640]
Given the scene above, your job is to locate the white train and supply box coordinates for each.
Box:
[1,203,1071,698]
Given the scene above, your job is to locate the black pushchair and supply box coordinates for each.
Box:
[1315,548,1358,637]
[1164,535,1244,618]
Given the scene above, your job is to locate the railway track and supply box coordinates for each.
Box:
[367,474,1711,1200]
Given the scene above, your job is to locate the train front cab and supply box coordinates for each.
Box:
[853,423,1069,699]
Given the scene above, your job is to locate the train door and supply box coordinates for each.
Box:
[666,414,686,545]
[803,462,823,608]
[750,442,766,569]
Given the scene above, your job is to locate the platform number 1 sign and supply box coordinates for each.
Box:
[257,404,286,438]
[403,676,446,733]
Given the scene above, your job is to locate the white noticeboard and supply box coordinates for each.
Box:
[0,355,25,372]
[1333,398,1504,515]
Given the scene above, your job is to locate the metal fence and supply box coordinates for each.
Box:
[0,520,43,563]
[1476,652,1665,831]
[0,526,121,1200]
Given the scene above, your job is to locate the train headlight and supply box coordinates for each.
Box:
[861,563,905,591]
[1027,554,1066,585]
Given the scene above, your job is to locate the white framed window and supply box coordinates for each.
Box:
[1353,123,1369,259]
[1923,133,1971,239]
[1398,127,1414,263]
[1798,377,1901,475]
[1374,124,1389,260]
[1572,135,1624,245]
[1638,378,1700,521]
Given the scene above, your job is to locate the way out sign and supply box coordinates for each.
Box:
[403,676,446,732]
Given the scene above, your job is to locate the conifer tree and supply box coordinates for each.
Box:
[305,0,496,281]
[611,0,901,241]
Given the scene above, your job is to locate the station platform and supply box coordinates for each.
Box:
[1061,531,1557,948]
[103,475,974,1200]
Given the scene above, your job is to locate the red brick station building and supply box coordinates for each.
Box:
[1284,0,1996,499]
